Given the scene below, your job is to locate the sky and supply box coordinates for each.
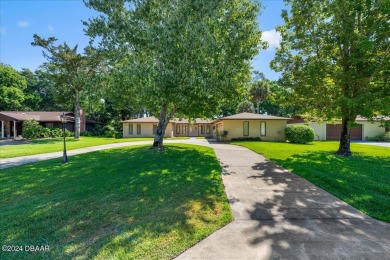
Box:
[0,0,288,81]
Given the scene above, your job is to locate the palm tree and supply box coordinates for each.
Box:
[250,80,270,114]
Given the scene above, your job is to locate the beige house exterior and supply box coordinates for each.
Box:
[214,113,290,141]
[122,113,290,141]
[121,117,213,138]
[288,116,388,140]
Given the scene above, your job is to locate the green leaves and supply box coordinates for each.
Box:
[272,0,390,121]
[0,64,27,110]
[84,0,263,119]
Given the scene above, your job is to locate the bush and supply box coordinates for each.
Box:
[366,132,390,142]
[114,132,122,139]
[48,127,63,138]
[216,130,228,141]
[23,119,47,139]
[231,137,262,141]
[285,125,315,144]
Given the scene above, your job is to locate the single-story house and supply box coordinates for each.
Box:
[214,113,290,141]
[287,116,389,140]
[0,111,87,138]
[121,117,214,138]
[122,112,291,141]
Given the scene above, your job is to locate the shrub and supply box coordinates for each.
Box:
[48,127,63,138]
[114,131,122,139]
[65,129,74,137]
[285,125,315,144]
[216,130,228,141]
[366,132,390,142]
[23,119,47,139]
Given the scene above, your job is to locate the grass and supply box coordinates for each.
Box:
[230,141,390,222]
[0,136,197,159]
[0,144,232,259]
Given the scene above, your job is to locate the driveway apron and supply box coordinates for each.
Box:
[176,143,390,259]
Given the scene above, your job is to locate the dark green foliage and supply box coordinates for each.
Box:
[236,100,255,113]
[366,132,390,142]
[22,120,47,139]
[0,64,27,110]
[22,119,74,139]
[231,137,262,141]
[285,125,315,144]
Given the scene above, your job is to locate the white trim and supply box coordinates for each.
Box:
[13,121,17,138]
[1,121,4,138]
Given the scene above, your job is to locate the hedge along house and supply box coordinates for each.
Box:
[287,115,389,141]
[0,111,86,139]
[121,117,214,138]
[214,113,291,141]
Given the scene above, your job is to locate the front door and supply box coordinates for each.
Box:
[188,125,199,137]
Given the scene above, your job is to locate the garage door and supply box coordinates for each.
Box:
[326,124,363,140]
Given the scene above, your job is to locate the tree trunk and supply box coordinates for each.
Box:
[74,90,81,139]
[336,117,352,156]
[152,104,175,150]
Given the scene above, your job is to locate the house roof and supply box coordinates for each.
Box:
[218,112,291,120]
[121,116,213,124]
[0,111,74,122]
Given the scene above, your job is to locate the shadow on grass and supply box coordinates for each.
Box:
[268,151,390,221]
[0,144,231,259]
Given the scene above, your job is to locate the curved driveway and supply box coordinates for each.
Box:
[1,139,389,259]
[176,141,390,259]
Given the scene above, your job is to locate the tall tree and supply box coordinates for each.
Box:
[32,35,103,138]
[250,80,270,114]
[84,0,264,149]
[271,0,390,156]
[0,64,27,111]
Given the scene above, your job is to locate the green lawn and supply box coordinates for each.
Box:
[0,136,181,159]
[230,141,390,222]
[0,144,232,259]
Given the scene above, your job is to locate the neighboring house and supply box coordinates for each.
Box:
[122,112,291,141]
[0,111,87,138]
[288,116,389,141]
[121,117,213,138]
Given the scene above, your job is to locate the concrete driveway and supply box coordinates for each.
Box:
[176,143,390,259]
[352,141,390,147]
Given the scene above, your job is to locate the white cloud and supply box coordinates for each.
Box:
[18,20,29,28]
[261,29,282,49]
[48,25,54,31]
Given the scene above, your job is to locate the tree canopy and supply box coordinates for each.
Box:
[271,0,390,155]
[0,64,27,111]
[32,34,103,139]
[84,0,264,148]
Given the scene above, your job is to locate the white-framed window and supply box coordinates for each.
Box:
[243,121,249,136]
[128,124,133,135]
[260,121,266,136]
[136,124,141,135]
